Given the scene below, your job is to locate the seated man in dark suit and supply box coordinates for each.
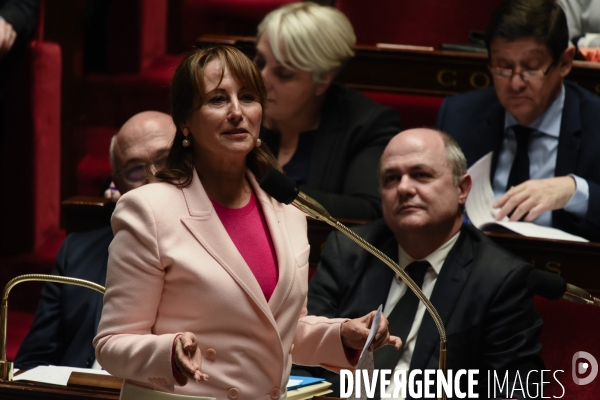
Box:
[306,128,543,399]
[14,111,175,370]
[436,0,600,242]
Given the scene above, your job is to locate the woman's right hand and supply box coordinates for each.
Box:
[173,332,210,385]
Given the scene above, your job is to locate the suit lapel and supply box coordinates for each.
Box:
[307,86,346,189]
[249,173,297,317]
[555,84,582,177]
[180,170,274,325]
[409,227,474,371]
[357,235,398,316]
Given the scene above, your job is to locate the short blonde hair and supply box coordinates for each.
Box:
[257,1,355,82]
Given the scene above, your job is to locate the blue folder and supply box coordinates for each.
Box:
[287,375,326,390]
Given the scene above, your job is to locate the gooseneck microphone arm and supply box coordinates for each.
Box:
[0,274,106,381]
[260,169,447,397]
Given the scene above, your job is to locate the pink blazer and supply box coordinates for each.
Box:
[94,170,353,399]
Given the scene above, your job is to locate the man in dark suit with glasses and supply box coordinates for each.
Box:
[436,0,600,242]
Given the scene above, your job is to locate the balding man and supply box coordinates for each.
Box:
[104,110,175,201]
[15,111,175,370]
[306,128,543,399]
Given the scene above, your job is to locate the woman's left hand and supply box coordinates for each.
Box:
[173,332,210,386]
[340,311,401,352]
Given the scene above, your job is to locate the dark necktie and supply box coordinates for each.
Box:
[374,261,430,373]
[506,125,533,191]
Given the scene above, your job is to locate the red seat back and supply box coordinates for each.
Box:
[337,0,504,47]
[362,91,443,130]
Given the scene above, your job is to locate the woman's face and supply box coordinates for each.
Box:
[185,59,262,161]
[254,32,322,123]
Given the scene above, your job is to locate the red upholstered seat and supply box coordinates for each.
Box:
[337,0,504,47]
[0,2,64,321]
[76,127,118,196]
[0,40,62,257]
[534,296,600,398]
[363,91,443,130]
[7,311,35,362]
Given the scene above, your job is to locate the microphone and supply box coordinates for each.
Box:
[0,274,105,381]
[527,269,600,307]
[260,168,448,398]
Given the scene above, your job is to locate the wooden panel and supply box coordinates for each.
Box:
[0,380,119,400]
[61,196,115,233]
[61,195,600,296]
[486,232,600,295]
[197,35,600,96]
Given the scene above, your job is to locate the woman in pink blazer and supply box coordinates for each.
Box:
[93,46,399,399]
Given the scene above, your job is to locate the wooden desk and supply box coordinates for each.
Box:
[486,231,600,295]
[0,381,116,399]
[61,197,600,295]
[0,372,121,400]
[197,35,600,96]
[307,219,600,296]
[0,381,119,400]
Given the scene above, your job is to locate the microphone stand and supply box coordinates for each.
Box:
[0,274,105,381]
[293,191,448,400]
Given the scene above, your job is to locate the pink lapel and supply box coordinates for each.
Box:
[247,172,297,317]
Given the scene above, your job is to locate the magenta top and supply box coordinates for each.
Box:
[210,190,279,301]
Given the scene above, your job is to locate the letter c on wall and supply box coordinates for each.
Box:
[437,70,457,87]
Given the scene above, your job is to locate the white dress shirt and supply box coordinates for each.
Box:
[383,231,461,398]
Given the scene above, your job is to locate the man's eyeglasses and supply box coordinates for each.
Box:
[488,62,555,82]
[114,157,168,184]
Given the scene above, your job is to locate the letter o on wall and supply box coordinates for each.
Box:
[469,72,491,89]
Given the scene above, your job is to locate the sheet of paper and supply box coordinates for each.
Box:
[466,152,588,242]
[351,304,382,400]
[287,379,302,388]
[13,366,111,386]
[465,152,499,226]
[358,304,382,362]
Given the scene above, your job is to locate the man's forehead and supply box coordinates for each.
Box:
[383,130,443,159]
[117,130,171,164]
[490,38,551,59]
[380,156,438,172]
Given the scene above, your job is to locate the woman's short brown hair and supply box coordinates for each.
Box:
[154,45,279,187]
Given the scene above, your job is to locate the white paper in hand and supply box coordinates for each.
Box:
[353,304,382,400]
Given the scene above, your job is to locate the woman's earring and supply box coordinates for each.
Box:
[182,136,191,148]
[256,138,262,148]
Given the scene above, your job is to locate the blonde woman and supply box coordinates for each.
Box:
[255,2,402,220]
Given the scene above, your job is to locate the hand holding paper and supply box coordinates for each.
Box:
[493,176,576,222]
[466,152,587,242]
[340,307,401,352]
